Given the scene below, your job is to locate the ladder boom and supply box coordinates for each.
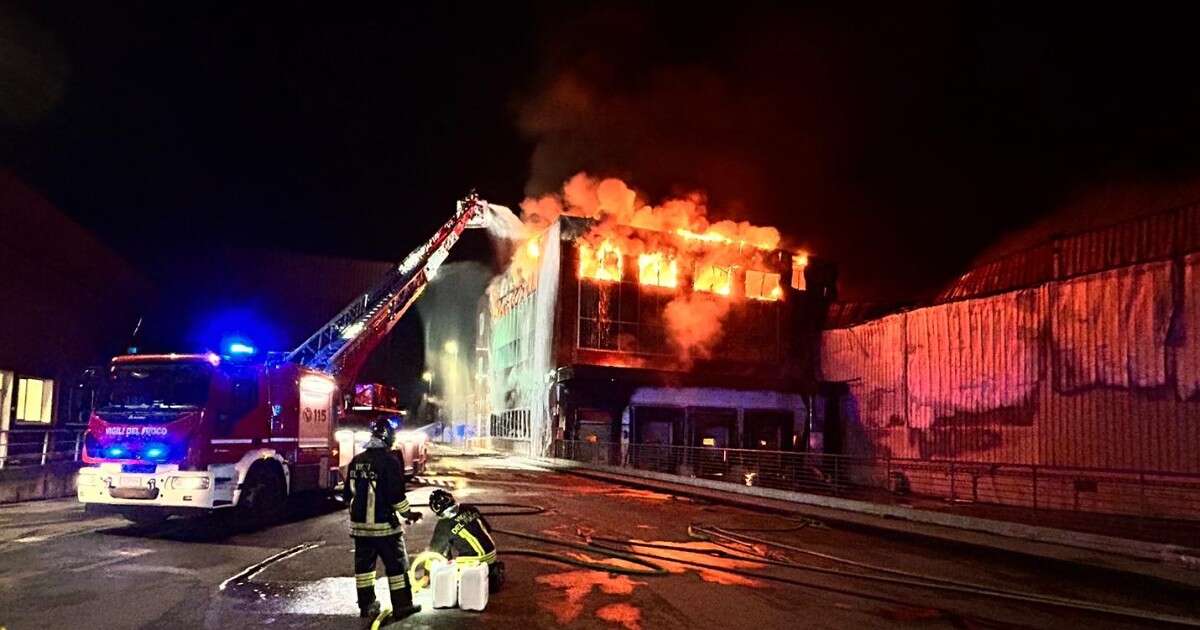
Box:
[284,194,489,381]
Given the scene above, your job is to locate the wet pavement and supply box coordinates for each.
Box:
[1,452,1197,629]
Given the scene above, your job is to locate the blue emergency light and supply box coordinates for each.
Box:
[228,341,256,355]
[105,446,126,458]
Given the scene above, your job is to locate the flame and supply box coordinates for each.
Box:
[578,239,623,282]
[528,239,541,259]
[745,269,782,301]
[517,173,809,356]
[637,252,678,288]
[790,251,808,291]
[676,227,776,251]
[693,264,732,296]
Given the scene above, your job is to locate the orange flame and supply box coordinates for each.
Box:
[637,252,678,288]
[520,173,810,356]
[693,264,732,296]
[578,239,623,282]
[745,269,782,301]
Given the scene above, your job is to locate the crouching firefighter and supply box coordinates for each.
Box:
[428,489,506,591]
[344,419,423,621]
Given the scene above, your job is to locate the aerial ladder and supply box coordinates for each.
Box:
[283,193,492,382]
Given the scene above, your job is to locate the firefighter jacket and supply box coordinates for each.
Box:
[344,444,410,537]
[429,504,497,564]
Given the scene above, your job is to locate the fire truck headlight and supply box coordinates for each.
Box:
[170,476,211,491]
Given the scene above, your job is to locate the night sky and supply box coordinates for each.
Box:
[7,2,1200,304]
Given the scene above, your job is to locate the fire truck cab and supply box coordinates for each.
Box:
[336,383,428,479]
[77,353,338,525]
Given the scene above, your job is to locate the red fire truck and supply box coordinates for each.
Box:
[76,196,491,525]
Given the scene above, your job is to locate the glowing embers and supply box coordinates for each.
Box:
[578,240,623,282]
[637,252,678,289]
[692,264,732,296]
[744,269,783,301]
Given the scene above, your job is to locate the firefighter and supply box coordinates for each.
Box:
[427,488,506,591]
[344,418,423,621]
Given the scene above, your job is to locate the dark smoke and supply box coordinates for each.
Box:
[516,4,1200,301]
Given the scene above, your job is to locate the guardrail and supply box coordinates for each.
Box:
[552,440,1200,544]
[0,428,87,469]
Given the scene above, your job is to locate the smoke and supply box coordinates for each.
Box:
[414,261,493,431]
[515,5,1200,302]
[663,292,731,359]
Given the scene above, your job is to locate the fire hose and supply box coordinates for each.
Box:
[424,502,1200,626]
[586,523,1200,627]
[405,502,667,592]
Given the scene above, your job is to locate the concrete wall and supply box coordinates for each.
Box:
[0,462,79,504]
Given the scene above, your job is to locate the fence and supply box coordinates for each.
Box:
[552,439,1200,545]
[0,428,87,469]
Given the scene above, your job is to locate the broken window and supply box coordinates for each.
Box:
[693,264,732,295]
[745,269,783,301]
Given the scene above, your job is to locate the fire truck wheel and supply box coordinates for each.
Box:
[240,464,287,527]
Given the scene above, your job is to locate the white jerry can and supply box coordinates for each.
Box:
[458,563,489,611]
[431,560,458,609]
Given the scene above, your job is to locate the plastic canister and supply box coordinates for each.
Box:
[458,562,489,611]
[430,560,458,609]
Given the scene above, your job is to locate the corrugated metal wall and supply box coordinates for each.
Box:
[823,206,1200,474]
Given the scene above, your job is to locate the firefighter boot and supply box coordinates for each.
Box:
[388,574,421,620]
[359,600,381,619]
[489,561,507,593]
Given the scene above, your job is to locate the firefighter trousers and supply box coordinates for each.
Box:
[353,534,412,611]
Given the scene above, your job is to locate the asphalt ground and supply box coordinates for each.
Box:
[0,452,1196,629]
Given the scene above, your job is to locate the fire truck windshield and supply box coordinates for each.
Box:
[99,362,212,413]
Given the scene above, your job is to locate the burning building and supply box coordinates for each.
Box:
[478,175,834,459]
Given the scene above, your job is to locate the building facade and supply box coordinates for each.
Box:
[480,216,834,461]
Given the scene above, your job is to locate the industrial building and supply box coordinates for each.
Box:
[479,214,835,461]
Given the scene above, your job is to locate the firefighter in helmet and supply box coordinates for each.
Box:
[427,489,506,591]
[344,418,423,621]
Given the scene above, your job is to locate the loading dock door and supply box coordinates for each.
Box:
[575,408,616,464]
[743,410,794,450]
[687,407,737,479]
[632,406,683,472]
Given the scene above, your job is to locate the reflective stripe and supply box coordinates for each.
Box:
[355,572,376,587]
[454,551,496,566]
[366,481,376,525]
[456,528,486,557]
[210,438,252,444]
[350,523,403,537]
[387,574,407,589]
[392,499,409,513]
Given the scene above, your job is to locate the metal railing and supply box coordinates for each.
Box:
[552,440,1200,546]
[0,428,88,469]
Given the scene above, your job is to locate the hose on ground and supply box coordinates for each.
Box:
[411,488,1200,625]
[684,524,1200,627]
[407,502,667,576]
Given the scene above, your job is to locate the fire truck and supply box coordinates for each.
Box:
[76,196,491,525]
[337,383,429,479]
